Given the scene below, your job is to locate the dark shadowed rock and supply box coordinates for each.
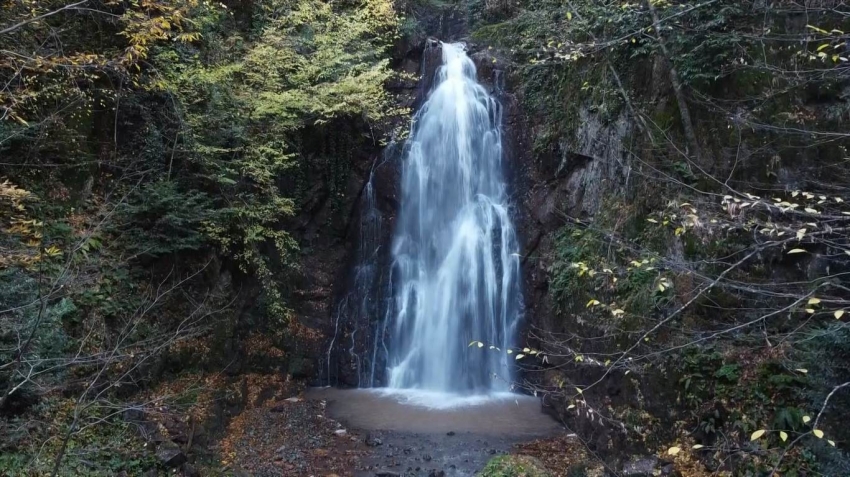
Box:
[155,442,187,467]
[366,432,383,446]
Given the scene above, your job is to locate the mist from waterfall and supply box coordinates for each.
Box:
[386,42,522,394]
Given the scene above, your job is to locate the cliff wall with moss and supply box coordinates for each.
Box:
[467,0,850,474]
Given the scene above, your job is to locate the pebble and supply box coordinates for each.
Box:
[334,429,347,436]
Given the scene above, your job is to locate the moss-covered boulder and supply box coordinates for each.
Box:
[479,455,551,477]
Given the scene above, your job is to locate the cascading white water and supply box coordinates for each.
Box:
[387,43,522,395]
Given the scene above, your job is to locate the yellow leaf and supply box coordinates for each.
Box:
[567,11,573,20]
[808,297,821,305]
[803,415,811,424]
[835,310,845,319]
[667,446,681,456]
[515,354,525,360]
[813,429,824,438]
[575,387,583,394]
[751,429,766,440]
[567,404,575,410]
[795,369,808,374]
[805,308,816,314]
[788,248,807,254]
[817,43,831,51]
[780,431,788,442]
[478,342,484,348]
[829,440,836,447]
[692,444,704,449]
[646,218,658,223]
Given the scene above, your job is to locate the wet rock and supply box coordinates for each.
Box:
[423,454,432,461]
[622,456,659,476]
[428,471,446,477]
[365,433,383,446]
[446,431,455,436]
[155,442,187,468]
[375,472,400,477]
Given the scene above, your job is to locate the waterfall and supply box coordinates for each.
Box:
[386,43,522,394]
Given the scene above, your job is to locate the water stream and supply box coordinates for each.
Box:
[386,43,522,394]
[325,42,523,404]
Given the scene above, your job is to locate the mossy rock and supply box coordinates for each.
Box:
[479,455,551,477]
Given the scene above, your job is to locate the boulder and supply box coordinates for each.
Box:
[365,432,383,447]
[155,442,187,468]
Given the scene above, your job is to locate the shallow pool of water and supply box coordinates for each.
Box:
[307,388,562,437]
